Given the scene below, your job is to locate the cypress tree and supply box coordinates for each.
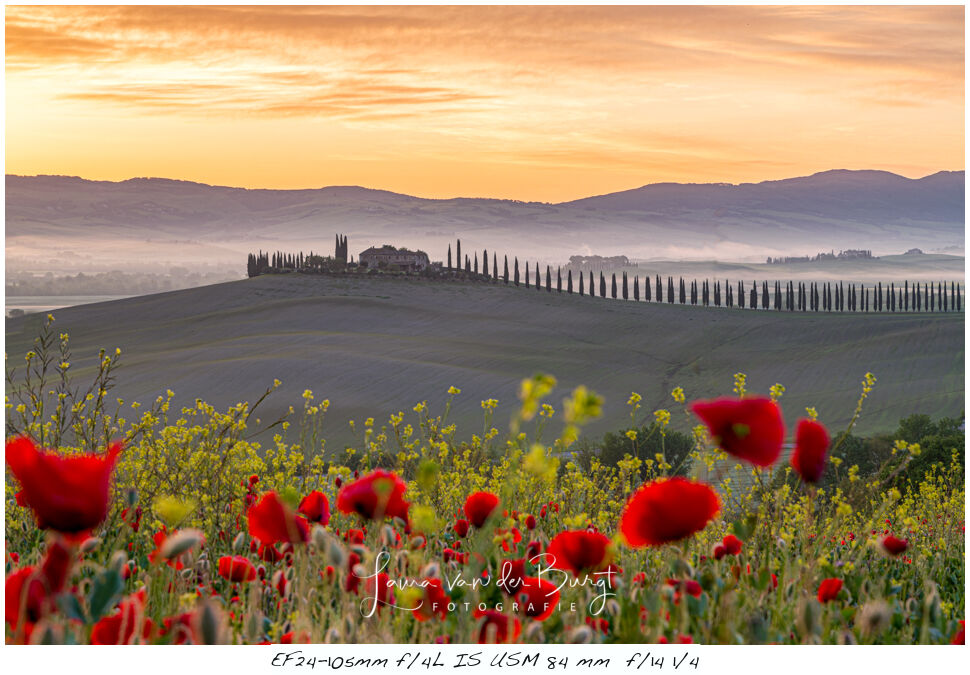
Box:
[925,282,929,311]
[513,257,519,286]
[645,274,651,301]
[716,281,722,307]
[567,269,573,294]
[739,280,745,309]
[943,282,948,312]
[473,253,479,274]
[504,256,509,284]
[556,267,561,293]
[579,270,585,296]
[762,281,770,310]
[611,273,618,299]
[546,265,552,292]
[679,277,685,304]
[667,277,674,304]
[690,280,697,305]
[633,275,639,301]
[447,245,452,270]
[525,261,530,288]
[482,250,488,277]
[493,253,498,281]
[600,272,606,298]
[951,281,955,310]
[456,240,461,271]
[621,272,628,300]
[957,283,961,312]
[904,280,909,311]
[589,271,595,297]
[465,255,471,273]
[536,263,541,291]
[656,275,662,302]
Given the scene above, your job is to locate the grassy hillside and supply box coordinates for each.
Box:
[5,274,964,449]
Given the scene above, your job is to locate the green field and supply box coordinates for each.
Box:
[5,274,964,448]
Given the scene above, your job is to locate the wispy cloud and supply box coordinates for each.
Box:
[4,5,963,200]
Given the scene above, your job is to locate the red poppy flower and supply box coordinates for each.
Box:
[525,515,537,530]
[882,535,908,556]
[790,419,831,483]
[546,530,613,575]
[817,578,843,603]
[364,572,394,614]
[248,492,310,545]
[713,545,727,560]
[691,397,785,467]
[411,578,450,622]
[722,534,743,556]
[464,492,500,528]
[668,578,703,597]
[91,590,153,645]
[475,608,521,643]
[453,519,470,538]
[5,567,47,632]
[516,577,559,621]
[498,559,528,596]
[498,527,523,553]
[337,470,410,522]
[344,529,366,544]
[160,612,196,644]
[951,620,965,645]
[297,491,330,526]
[217,555,257,582]
[345,552,362,593]
[5,436,122,533]
[620,477,720,547]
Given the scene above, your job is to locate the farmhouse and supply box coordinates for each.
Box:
[358,245,430,271]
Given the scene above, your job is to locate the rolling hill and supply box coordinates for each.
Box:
[5,274,963,450]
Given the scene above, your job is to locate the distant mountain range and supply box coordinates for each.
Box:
[5,170,964,274]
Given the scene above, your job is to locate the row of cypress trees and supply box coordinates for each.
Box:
[445,241,962,313]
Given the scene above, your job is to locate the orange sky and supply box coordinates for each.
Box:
[4,5,965,202]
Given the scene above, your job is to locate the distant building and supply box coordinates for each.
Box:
[904,248,924,255]
[358,245,430,271]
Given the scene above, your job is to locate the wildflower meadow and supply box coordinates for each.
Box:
[4,316,965,645]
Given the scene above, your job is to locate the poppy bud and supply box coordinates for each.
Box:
[524,622,545,642]
[197,600,226,645]
[109,550,128,574]
[569,625,593,644]
[80,537,101,554]
[327,540,346,569]
[232,532,246,552]
[161,530,204,560]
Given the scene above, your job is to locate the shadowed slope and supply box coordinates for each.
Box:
[5,274,964,449]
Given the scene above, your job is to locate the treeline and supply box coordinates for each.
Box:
[767,249,874,264]
[448,239,961,313]
[6,270,241,296]
[246,237,963,314]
